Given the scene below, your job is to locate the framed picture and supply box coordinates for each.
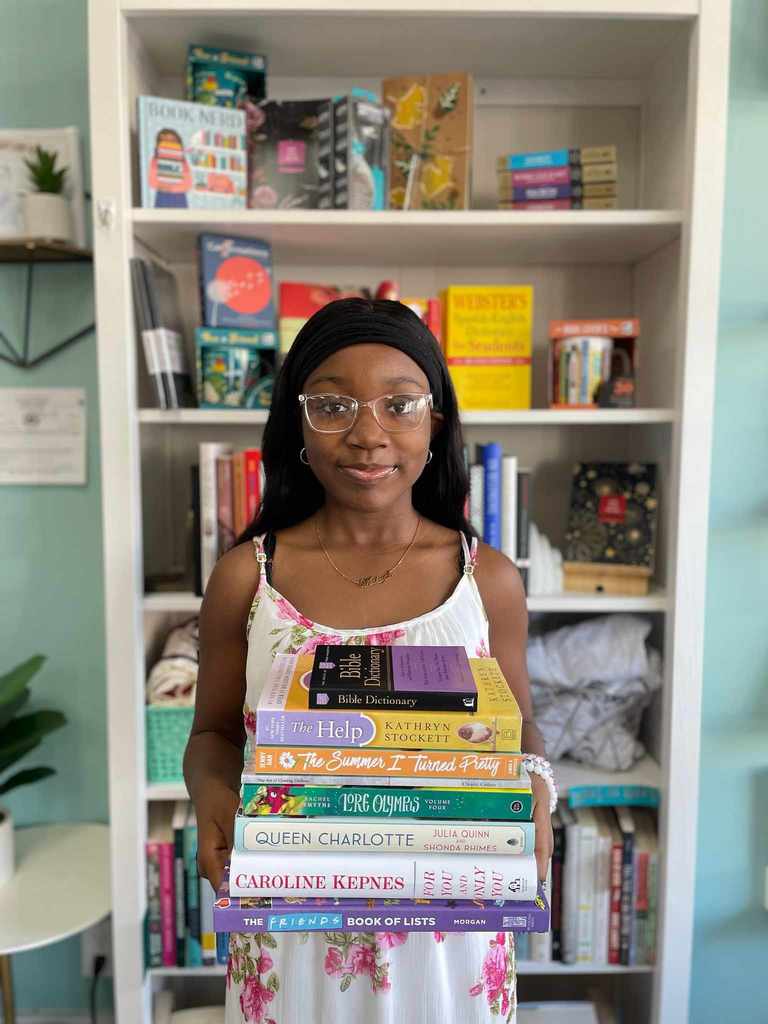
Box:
[0,126,87,248]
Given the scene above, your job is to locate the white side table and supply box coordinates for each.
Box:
[0,823,111,1024]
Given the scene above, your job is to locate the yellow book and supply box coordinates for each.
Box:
[253,653,523,753]
[442,285,533,410]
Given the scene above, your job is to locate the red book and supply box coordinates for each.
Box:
[243,448,262,524]
[427,298,442,348]
[608,817,624,964]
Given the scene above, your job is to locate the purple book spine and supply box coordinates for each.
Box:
[214,894,549,934]
[513,184,576,201]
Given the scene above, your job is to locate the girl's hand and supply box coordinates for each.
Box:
[530,773,554,883]
[195,780,240,892]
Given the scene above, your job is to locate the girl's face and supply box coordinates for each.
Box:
[299,343,439,513]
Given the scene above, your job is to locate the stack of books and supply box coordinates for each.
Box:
[496,146,619,211]
[214,645,551,938]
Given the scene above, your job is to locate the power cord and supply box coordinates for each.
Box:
[90,955,107,1024]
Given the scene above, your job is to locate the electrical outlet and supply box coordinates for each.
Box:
[81,915,113,977]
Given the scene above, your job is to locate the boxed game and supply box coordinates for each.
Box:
[198,233,276,330]
[138,96,246,209]
[332,90,389,210]
[383,73,473,210]
[185,44,267,108]
[246,98,332,209]
[195,327,276,410]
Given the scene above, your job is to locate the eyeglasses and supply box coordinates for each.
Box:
[298,392,433,434]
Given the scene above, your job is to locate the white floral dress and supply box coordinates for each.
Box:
[227,532,516,1024]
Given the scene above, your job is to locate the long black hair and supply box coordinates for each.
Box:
[242,298,471,541]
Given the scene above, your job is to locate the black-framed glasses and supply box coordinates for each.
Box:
[298,392,433,434]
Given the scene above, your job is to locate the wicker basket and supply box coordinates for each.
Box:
[146,705,195,784]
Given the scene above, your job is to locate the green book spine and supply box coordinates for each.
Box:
[241,783,533,820]
[183,819,202,967]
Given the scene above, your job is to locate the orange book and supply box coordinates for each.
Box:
[243,448,262,523]
[549,318,639,339]
[243,746,527,785]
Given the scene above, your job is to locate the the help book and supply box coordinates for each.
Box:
[308,644,477,712]
[214,873,550,933]
[255,653,522,752]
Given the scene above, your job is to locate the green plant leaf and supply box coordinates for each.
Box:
[0,710,66,768]
[0,689,30,731]
[0,737,39,775]
[0,655,45,710]
[0,766,55,797]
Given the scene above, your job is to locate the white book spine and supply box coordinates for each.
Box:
[593,832,612,965]
[230,850,539,900]
[469,464,484,537]
[242,771,530,791]
[561,817,580,964]
[576,824,598,962]
[528,858,553,961]
[501,455,518,560]
[199,877,216,966]
[234,817,536,856]
[199,442,232,590]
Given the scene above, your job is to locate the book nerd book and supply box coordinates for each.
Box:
[138,97,247,210]
[255,653,522,752]
[308,645,478,712]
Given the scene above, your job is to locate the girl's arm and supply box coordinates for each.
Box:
[475,544,554,882]
[183,544,259,891]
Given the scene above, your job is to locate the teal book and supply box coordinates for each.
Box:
[183,808,202,967]
[567,784,660,809]
[241,783,533,821]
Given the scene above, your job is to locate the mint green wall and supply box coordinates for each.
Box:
[0,0,109,1012]
[690,1,768,1021]
[1,0,765,1018]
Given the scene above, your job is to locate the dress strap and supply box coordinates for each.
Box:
[459,532,478,575]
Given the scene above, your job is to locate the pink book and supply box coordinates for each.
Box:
[244,448,262,523]
[158,842,176,966]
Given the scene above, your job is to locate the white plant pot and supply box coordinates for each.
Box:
[22,192,73,243]
[0,806,14,888]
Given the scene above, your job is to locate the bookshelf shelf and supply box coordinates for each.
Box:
[91,1,730,1020]
[131,209,683,267]
[142,589,668,615]
[137,408,676,427]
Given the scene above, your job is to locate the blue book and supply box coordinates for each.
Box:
[216,930,230,964]
[198,234,276,330]
[138,96,246,210]
[482,442,503,550]
[183,810,202,967]
[502,149,574,171]
[568,785,660,809]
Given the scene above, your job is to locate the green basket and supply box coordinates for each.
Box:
[146,705,195,784]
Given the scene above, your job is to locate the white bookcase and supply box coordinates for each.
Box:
[87,2,730,1021]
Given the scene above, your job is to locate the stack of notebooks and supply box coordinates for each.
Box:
[496,146,619,210]
[214,645,551,936]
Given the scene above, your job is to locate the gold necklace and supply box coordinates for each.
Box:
[314,516,422,588]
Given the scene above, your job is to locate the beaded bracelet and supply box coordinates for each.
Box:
[522,754,558,815]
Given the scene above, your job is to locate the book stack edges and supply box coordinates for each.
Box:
[215,645,551,935]
[496,146,619,211]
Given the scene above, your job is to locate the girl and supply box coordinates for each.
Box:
[148,128,192,208]
[185,298,554,1024]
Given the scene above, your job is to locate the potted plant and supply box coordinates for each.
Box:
[22,146,73,243]
[0,656,67,887]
